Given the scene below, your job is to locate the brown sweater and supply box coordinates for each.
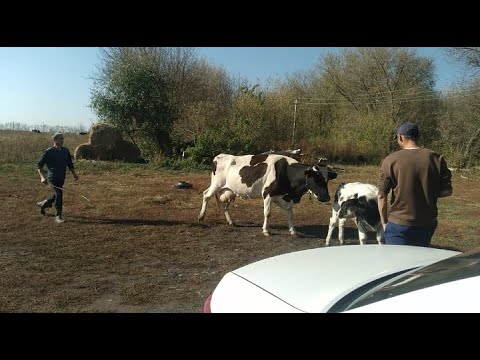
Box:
[378,148,452,226]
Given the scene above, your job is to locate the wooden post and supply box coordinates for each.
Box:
[292,98,298,145]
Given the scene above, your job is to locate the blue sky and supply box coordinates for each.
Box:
[0,47,465,128]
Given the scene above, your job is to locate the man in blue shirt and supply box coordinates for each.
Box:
[37,132,79,223]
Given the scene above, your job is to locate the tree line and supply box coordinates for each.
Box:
[88,47,480,169]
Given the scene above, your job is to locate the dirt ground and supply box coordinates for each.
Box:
[0,165,478,312]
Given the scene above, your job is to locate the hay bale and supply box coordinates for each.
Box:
[111,140,142,162]
[88,124,123,146]
[92,144,113,161]
[74,143,97,160]
[78,123,142,163]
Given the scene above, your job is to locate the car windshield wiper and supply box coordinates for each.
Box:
[327,268,415,313]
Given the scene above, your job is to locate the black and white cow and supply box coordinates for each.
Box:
[198,153,337,236]
[325,182,383,246]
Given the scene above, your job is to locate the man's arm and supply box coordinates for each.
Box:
[377,159,392,230]
[66,149,78,181]
[37,168,48,184]
[37,149,48,184]
[438,156,452,198]
[377,194,388,230]
[70,167,79,181]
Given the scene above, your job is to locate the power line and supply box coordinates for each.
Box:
[293,88,480,106]
[295,83,480,103]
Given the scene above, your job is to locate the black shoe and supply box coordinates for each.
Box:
[37,201,47,215]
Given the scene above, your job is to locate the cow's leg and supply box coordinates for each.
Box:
[262,196,273,236]
[285,206,296,236]
[338,218,347,245]
[274,198,296,236]
[198,186,219,221]
[223,204,234,225]
[325,210,338,246]
[358,226,368,245]
[376,225,384,245]
[217,189,235,226]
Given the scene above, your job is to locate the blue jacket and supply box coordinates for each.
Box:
[37,146,74,182]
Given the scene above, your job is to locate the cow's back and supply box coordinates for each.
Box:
[216,153,298,198]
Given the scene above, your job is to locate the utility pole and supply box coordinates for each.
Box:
[292,98,298,146]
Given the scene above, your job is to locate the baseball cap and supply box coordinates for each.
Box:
[394,122,420,139]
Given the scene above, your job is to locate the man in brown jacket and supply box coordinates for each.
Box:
[378,122,452,246]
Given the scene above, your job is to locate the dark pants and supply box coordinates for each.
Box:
[44,178,64,217]
[384,219,438,247]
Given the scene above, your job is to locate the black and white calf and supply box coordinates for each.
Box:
[198,153,337,236]
[325,182,383,246]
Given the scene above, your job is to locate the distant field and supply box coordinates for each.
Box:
[1,130,479,312]
[0,130,87,164]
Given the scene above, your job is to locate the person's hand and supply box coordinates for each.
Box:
[41,177,48,185]
[73,173,79,181]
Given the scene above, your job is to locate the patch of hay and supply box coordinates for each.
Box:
[75,123,142,163]
[88,124,123,146]
[111,140,142,163]
[92,144,113,161]
[74,143,96,160]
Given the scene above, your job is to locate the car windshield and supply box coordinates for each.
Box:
[340,247,480,312]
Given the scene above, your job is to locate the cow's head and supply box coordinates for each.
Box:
[305,165,337,202]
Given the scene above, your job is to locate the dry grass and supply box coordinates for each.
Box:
[0,130,87,164]
[1,162,478,313]
[1,131,479,312]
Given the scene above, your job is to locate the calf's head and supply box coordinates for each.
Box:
[338,194,370,218]
[305,165,337,202]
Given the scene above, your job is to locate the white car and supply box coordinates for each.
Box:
[203,245,480,313]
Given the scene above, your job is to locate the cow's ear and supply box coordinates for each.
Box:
[353,193,358,199]
[305,168,314,176]
[328,171,337,180]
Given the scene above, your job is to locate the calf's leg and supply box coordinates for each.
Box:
[325,211,339,246]
[338,218,347,245]
[376,225,384,244]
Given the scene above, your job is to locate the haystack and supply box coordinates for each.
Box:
[74,123,142,162]
[74,143,96,160]
[88,123,123,146]
[111,140,142,162]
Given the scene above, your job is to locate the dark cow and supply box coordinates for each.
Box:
[325,182,383,246]
[198,153,337,236]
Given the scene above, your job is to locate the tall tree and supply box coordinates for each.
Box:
[90,47,237,159]
[307,48,438,156]
[439,47,480,168]
[90,47,177,157]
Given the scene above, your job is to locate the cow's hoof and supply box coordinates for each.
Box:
[290,232,298,237]
[198,216,204,221]
[227,222,236,226]
[263,232,270,237]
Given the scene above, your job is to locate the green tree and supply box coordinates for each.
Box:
[439,47,480,168]
[90,47,177,158]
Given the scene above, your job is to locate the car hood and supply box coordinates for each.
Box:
[218,245,460,313]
